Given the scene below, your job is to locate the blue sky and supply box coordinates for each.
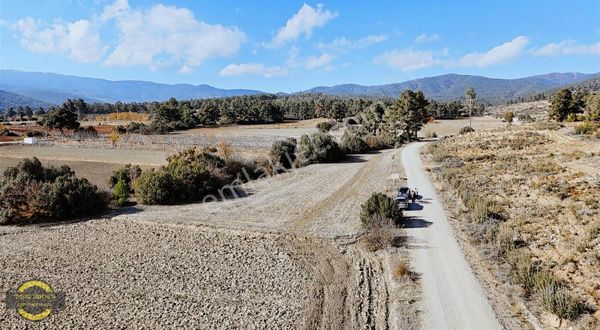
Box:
[1,0,599,92]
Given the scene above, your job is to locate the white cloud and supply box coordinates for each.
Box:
[459,36,529,67]
[219,63,287,77]
[373,49,439,71]
[305,53,334,69]
[415,33,439,43]
[286,46,301,68]
[531,40,600,56]
[270,4,337,47]
[11,17,104,63]
[317,34,387,50]
[100,0,129,22]
[103,1,245,72]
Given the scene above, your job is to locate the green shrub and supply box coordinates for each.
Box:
[269,138,297,169]
[296,132,345,166]
[316,121,334,132]
[341,132,368,154]
[108,164,142,193]
[113,178,130,206]
[0,157,107,224]
[459,126,475,135]
[134,148,226,205]
[360,192,402,227]
[134,170,177,205]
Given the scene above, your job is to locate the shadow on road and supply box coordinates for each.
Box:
[402,216,433,229]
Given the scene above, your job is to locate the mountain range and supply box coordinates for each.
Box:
[307,72,599,101]
[0,69,598,110]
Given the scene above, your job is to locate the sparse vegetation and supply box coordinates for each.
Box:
[427,126,599,325]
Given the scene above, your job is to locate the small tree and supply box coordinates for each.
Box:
[585,93,600,122]
[39,107,80,135]
[108,129,120,147]
[549,89,576,122]
[383,90,429,142]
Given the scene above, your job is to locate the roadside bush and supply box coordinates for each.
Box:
[270,138,297,169]
[316,121,334,132]
[458,126,475,135]
[0,157,108,224]
[341,132,368,154]
[362,215,396,252]
[360,192,402,227]
[296,132,345,166]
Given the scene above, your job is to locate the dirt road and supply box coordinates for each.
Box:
[401,142,501,330]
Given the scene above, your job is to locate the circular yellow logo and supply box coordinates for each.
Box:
[5,279,65,321]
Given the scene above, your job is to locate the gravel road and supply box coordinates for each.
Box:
[401,142,501,329]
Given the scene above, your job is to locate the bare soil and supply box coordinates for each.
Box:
[0,146,419,328]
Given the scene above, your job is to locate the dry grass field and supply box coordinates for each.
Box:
[425,125,600,329]
[419,116,504,137]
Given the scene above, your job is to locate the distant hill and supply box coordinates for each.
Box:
[565,76,600,93]
[0,89,52,111]
[1,70,597,106]
[0,70,264,104]
[306,73,599,103]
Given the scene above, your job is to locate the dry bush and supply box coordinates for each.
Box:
[217,139,234,160]
[393,260,410,279]
[362,215,396,252]
[508,250,585,320]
